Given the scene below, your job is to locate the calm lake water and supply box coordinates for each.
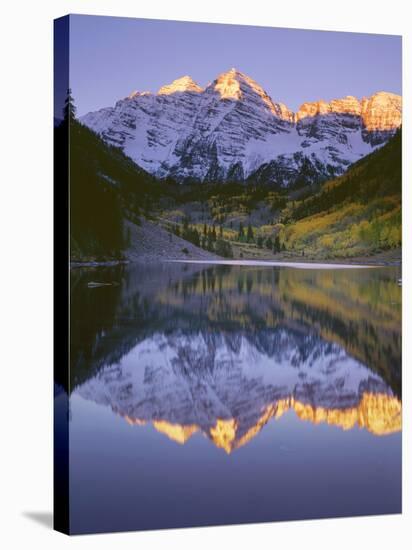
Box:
[67,262,401,534]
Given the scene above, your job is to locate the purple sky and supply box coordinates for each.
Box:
[68,14,402,117]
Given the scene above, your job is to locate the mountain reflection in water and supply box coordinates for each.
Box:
[70,263,401,452]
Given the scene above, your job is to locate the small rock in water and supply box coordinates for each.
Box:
[87,281,112,288]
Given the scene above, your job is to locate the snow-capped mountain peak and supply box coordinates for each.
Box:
[211,68,295,122]
[296,95,362,120]
[361,91,402,132]
[158,75,203,95]
[212,68,246,100]
[81,69,402,185]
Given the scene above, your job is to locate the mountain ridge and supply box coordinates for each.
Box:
[81,68,401,185]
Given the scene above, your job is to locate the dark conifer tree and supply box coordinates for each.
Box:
[238,222,245,241]
[274,236,281,253]
[207,233,214,251]
[247,223,254,242]
[63,88,77,122]
[192,228,200,247]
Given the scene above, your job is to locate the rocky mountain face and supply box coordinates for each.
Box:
[75,329,401,453]
[81,69,401,187]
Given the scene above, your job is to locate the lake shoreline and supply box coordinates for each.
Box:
[168,259,378,270]
[267,248,402,267]
[70,247,401,269]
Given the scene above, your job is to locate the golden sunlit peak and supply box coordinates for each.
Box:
[213,68,294,121]
[209,418,237,454]
[296,91,402,129]
[158,75,203,95]
[152,420,199,444]
[214,69,243,100]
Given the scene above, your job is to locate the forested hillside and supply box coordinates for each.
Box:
[55,113,162,261]
[157,129,401,260]
[279,129,401,257]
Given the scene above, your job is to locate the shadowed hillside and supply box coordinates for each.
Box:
[63,118,165,261]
